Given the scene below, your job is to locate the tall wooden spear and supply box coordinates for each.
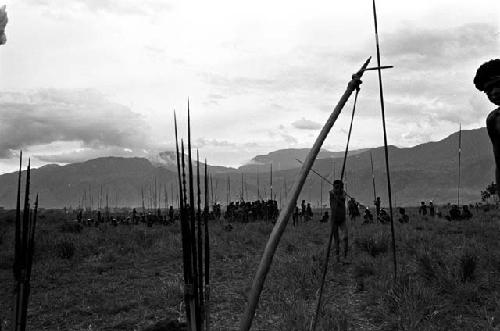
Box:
[269,164,273,201]
[163,183,168,213]
[187,102,201,330]
[12,151,22,331]
[210,174,214,206]
[175,112,195,330]
[458,123,462,206]
[204,160,210,331]
[372,0,397,278]
[181,139,196,330]
[239,58,371,331]
[18,158,31,331]
[214,178,218,205]
[171,183,174,208]
[13,158,38,331]
[257,168,260,200]
[370,152,377,203]
[241,173,244,201]
[320,178,323,215]
[227,175,230,206]
[196,150,204,325]
[141,187,145,214]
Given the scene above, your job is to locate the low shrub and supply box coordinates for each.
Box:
[355,231,389,257]
[459,251,478,283]
[55,240,75,259]
[59,222,83,234]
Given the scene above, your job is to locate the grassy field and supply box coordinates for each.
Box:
[1,206,500,330]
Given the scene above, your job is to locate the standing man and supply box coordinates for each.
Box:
[419,201,427,216]
[330,180,348,262]
[475,59,500,198]
[429,201,435,217]
[301,200,307,223]
[374,197,381,219]
[292,205,299,226]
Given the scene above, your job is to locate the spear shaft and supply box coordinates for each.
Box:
[187,102,201,330]
[458,123,462,206]
[204,160,210,331]
[372,0,397,278]
[175,112,194,330]
[197,151,204,322]
[181,140,196,330]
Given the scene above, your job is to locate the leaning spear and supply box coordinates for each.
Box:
[239,57,371,331]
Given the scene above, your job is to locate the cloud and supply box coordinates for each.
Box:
[203,93,227,106]
[195,137,261,150]
[35,146,138,164]
[292,117,322,130]
[382,23,499,66]
[281,133,298,145]
[23,0,173,16]
[195,138,235,148]
[0,89,152,159]
[200,60,346,97]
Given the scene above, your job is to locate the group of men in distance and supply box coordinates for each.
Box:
[224,198,314,225]
[75,205,177,227]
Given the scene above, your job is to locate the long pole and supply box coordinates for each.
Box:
[214,178,218,205]
[13,151,22,331]
[141,187,145,214]
[171,183,174,208]
[164,183,168,213]
[458,123,462,206]
[320,179,323,215]
[257,169,260,200]
[241,173,244,201]
[174,113,194,330]
[197,150,204,326]
[187,102,201,330]
[204,160,211,331]
[270,164,273,201]
[18,159,31,331]
[181,140,196,330]
[370,152,377,201]
[227,176,230,206]
[372,0,397,278]
[210,174,214,206]
[239,58,371,331]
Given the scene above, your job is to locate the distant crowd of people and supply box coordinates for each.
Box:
[75,206,178,227]
[73,194,488,231]
[224,199,279,223]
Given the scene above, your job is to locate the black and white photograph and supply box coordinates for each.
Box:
[0,0,500,330]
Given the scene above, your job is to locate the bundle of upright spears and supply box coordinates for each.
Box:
[12,152,39,331]
[174,105,211,331]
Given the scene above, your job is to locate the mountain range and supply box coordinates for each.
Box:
[0,127,493,209]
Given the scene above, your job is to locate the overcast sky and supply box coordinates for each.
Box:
[0,0,498,173]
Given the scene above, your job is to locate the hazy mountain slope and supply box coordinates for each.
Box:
[238,148,369,173]
[0,128,492,208]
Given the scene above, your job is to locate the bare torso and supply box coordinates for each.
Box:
[486,108,500,198]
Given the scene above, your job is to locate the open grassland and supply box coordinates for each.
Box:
[2,207,500,330]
